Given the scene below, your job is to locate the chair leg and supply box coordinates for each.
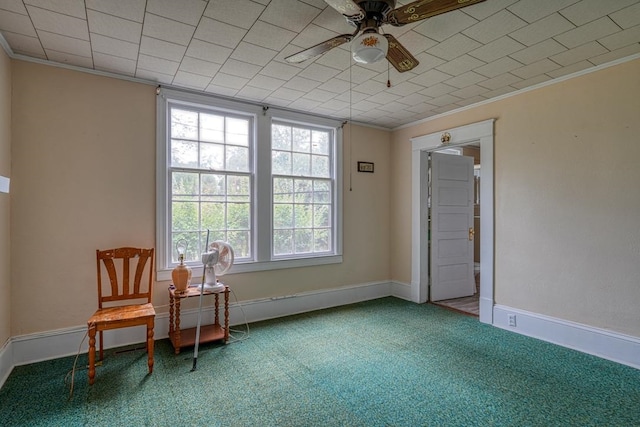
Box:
[99,330,104,361]
[88,325,96,385]
[147,319,154,374]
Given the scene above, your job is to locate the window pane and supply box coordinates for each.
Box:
[228,175,250,200]
[294,179,313,203]
[294,204,312,228]
[312,130,329,154]
[172,201,199,231]
[227,202,250,230]
[171,140,198,168]
[292,153,311,176]
[201,202,225,231]
[292,127,311,152]
[226,117,249,146]
[272,151,291,175]
[312,155,329,177]
[200,113,224,142]
[226,146,249,172]
[313,180,331,203]
[272,124,291,150]
[295,229,312,253]
[273,229,293,256]
[173,172,199,196]
[201,174,225,198]
[171,109,198,140]
[314,229,330,252]
[200,142,224,170]
[313,204,330,227]
[273,178,293,202]
[228,230,250,258]
[274,204,293,228]
[171,231,201,263]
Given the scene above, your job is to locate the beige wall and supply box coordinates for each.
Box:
[10,60,391,335]
[0,48,11,346]
[391,58,640,337]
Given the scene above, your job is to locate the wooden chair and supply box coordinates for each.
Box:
[87,247,155,385]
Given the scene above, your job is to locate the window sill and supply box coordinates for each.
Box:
[156,254,343,282]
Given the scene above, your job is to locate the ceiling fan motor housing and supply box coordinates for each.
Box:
[351,0,396,29]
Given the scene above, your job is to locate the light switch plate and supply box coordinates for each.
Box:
[0,176,9,193]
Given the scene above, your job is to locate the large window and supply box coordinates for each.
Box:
[157,89,342,278]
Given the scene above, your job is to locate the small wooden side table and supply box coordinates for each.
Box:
[168,284,230,354]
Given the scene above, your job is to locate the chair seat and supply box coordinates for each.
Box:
[89,303,155,326]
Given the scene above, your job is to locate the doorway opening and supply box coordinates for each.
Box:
[410,119,494,325]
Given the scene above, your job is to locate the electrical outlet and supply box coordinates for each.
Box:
[508,314,517,327]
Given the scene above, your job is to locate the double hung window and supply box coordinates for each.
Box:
[157,89,342,278]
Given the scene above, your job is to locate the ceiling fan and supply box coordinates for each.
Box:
[286,0,486,72]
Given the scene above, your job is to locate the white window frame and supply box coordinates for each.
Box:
[156,88,342,281]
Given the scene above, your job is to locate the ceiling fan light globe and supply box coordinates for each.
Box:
[351,32,388,64]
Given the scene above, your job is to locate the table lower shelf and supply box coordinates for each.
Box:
[169,324,227,354]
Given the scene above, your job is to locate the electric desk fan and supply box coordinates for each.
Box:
[192,240,234,371]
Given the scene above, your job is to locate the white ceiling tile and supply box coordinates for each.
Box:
[91,33,138,59]
[510,58,560,79]
[179,57,221,77]
[45,48,93,67]
[88,10,142,43]
[482,86,518,98]
[297,63,341,82]
[135,68,174,84]
[185,39,232,64]
[458,0,519,21]
[219,59,262,79]
[289,24,338,49]
[413,10,478,43]
[410,52,446,72]
[475,56,523,78]
[435,54,486,76]
[395,31,437,55]
[211,73,250,90]
[545,60,593,78]
[511,74,552,89]
[289,98,322,111]
[271,86,306,101]
[264,97,293,108]
[252,0,271,5]
[259,61,301,81]
[510,13,575,47]
[455,95,488,107]
[365,91,402,105]
[353,79,387,96]
[302,88,336,102]
[386,80,424,97]
[248,74,286,91]
[0,9,37,36]
[316,78,350,94]
[244,21,297,51]
[418,83,457,98]
[86,0,146,22]
[25,0,85,19]
[560,0,637,26]
[1,31,43,55]
[444,71,486,89]
[334,66,378,84]
[507,0,580,23]
[283,76,321,92]
[0,0,28,14]
[549,41,609,66]
[428,94,462,107]
[137,53,180,75]
[427,34,481,61]
[261,0,321,33]
[147,0,206,26]
[450,84,489,99]
[468,36,525,62]
[610,2,640,29]
[555,17,619,49]
[172,70,211,90]
[38,30,91,57]
[350,99,382,111]
[193,17,246,49]
[140,36,187,62]
[598,25,640,51]
[408,69,453,87]
[306,5,353,35]
[509,38,567,65]
[93,51,136,75]
[463,10,527,44]
[231,42,278,67]
[27,6,89,40]
[236,85,273,102]
[318,99,350,112]
[142,12,195,46]
[478,72,522,90]
[589,43,640,65]
[205,84,239,97]
[203,0,266,30]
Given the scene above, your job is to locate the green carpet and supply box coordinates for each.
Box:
[1,297,639,426]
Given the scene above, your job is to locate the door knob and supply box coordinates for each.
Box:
[469,228,475,241]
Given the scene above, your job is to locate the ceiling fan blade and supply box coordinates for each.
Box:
[285,34,354,64]
[384,34,419,73]
[324,0,365,20]
[387,0,486,26]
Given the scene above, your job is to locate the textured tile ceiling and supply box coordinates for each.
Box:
[1,0,639,129]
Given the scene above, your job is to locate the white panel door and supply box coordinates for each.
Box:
[430,152,475,301]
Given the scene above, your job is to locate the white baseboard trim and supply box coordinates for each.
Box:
[493,305,640,369]
[3,280,395,386]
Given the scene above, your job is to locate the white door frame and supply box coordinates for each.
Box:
[410,119,495,324]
